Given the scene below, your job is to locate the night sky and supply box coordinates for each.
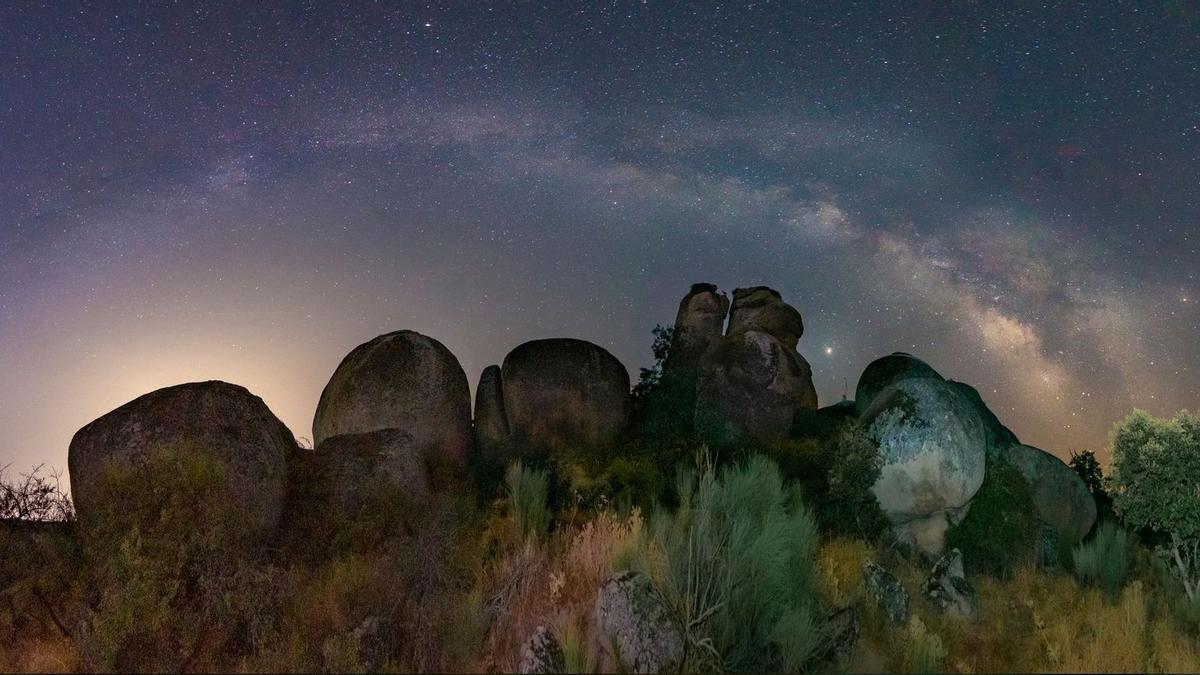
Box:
[3,2,1199,484]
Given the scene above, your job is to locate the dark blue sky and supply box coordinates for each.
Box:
[2,1,1198,479]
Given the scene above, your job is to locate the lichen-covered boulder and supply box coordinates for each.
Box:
[312,429,431,515]
[592,571,683,674]
[1009,444,1097,544]
[861,377,987,555]
[473,364,510,469]
[862,561,908,625]
[726,286,804,349]
[312,331,472,462]
[668,282,730,374]
[695,329,818,445]
[500,339,631,453]
[949,380,1021,456]
[854,353,944,416]
[925,548,979,620]
[68,381,297,542]
[518,626,565,674]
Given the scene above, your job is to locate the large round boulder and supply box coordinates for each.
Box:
[472,364,510,470]
[862,377,987,555]
[949,380,1020,456]
[312,429,431,517]
[726,286,804,350]
[68,381,297,543]
[1008,444,1097,544]
[500,338,632,453]
[312,331,472,462]
[854,352,943,416]
[695,329,818,445]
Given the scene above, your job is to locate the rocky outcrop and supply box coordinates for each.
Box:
[518,626,565,674]
[857,358,987,555]
[668,282,730,375]
[473,365,510,469]
[592,571,683,674]
[925,549,979,620]
[854,352,943,416]
[312,429,431,516]
[312,331,472,462]
[1009,444,1097,545]
[695,329,817,445]
[68,381,297,543]
[726,286,804,350]
[862,561,909,625]
[497,339,632,454]
[949,380,1021,456]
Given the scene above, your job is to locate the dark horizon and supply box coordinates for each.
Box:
[3,2,1199,481]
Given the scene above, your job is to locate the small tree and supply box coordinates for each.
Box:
[1069,450,1113,522]
[1109,410,1200,602]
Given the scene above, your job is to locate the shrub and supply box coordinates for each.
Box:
[560,621,592,674]
[759,419,888,541]
[945,452,1041,577]
[0,464,74,522]
[1109,409,1200,603]
[636,453,822,671]
[506,462,550,546]
[1069,449,1114,525]
[1072,520,1133,603]
[906,615,947,673]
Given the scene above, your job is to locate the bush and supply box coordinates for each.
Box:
[506,462,550,546]
[0,464,74,522]
[761,420,888,541]
[945,452,1041,577]
[636,453,822,671]
[1072,520,1133,603]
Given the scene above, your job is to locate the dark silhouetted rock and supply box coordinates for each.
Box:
[313,429,431,516]
[667,282,730,375]
[949,380,1020,456]
[925,548,979,620]
[518,626,565,674]
[592,571,683,674]
[68,381,297,542]
[312,331,472,463]
[726,286,804,349]
[854,353,943,416]
[501,338,631,453]
[1009,444,1097,545]
[473,364,510,470]
[862,561,909,625]
[695,329,818,445]
[861,377,987,555]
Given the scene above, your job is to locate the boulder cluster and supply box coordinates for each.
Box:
[66,281,1095,565]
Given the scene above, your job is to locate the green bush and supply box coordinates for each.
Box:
[945,452,1041,577]
[1072,520,1133,603]
[506,462,550,545]
[760,420,888,541]
[638,453,822,671]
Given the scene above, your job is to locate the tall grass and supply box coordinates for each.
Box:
[505,462,550,546]
[1072,520,1133,603]
[636,452,822,671]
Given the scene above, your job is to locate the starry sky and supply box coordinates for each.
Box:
[3,2,1199,485]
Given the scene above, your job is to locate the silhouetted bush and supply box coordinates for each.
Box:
[506,462,550,546]
[945,452,1041,577]
[1072,520,1133,603]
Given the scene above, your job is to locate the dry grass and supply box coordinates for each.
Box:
[478,508,642,672]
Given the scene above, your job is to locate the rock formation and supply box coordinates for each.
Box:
[862,561,909,625]
[312,330,472,462]
[518,626,565,674]
[311,429,431,515]
[68,381,297,543]
[924,548,980,620]
[1009,444,1097,544]
[592,571,683,674]
[688,285,817,445]
[949,380,1021,457]
[667,282,729,376]
[854,352,943,417]
[478,338,632,459]
[856,356,987,555]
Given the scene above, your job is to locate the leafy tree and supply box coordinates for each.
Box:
[1069,450,1114,522]
[631,324,674,402]
[1109,409,1200,602]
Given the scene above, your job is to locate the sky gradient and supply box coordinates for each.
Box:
[2,2,1199,486]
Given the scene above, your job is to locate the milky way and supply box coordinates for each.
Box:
[2,2,1198,484]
